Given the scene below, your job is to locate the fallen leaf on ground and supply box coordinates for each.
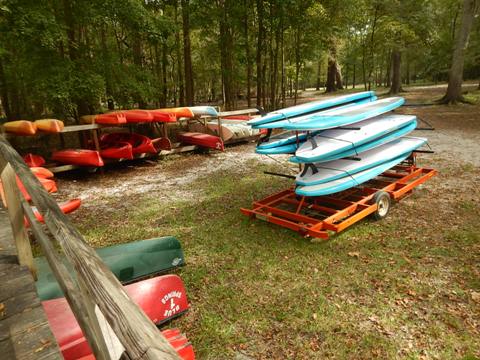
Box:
[471,291,480,303]
[348,252,360,258]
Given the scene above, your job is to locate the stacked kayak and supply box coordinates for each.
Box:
[3,120,37,135]
[81,112,127,125]
[34,119,64,133]
[100,132,158,156]
[251,91,428,196]
[178,132,224,151]
[52,149,104,167]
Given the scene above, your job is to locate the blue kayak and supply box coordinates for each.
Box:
[256,142,298,155]
[290,120,417,164]
[295,153,411,197]
[248,91,375,127]
[262,97,404,130]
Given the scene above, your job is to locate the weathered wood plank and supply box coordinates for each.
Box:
[0,135,181,359]
[0,163,36,278]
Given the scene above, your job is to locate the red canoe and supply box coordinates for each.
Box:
[101,133,157,155]
[52,149,104,167]
[43,274,190,360]
[23,153,46,167]
[26,199,81,226]
[100,141,133,160]
[150,110,177,123]
[123,109,154,123]
[178,132,224,151]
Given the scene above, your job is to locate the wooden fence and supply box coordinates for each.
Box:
[0,135,180,360]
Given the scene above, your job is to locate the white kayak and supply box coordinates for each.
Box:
[296,137,427,186]
[295,114,417,163]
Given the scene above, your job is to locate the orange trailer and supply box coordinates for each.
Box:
[241,158,437,240]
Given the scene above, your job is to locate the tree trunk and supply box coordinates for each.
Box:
[389,49,402,94]
[352,63,356,89]
[174,3,185,106]
[385,51,392,88]
[326,45,341,92]
[219,0,234,110]
[316,60,321,90]
[440,0,478,103]
[294,29,301,104]
[244,0,252,107]
[182,0,194,105]
[0,60,12,120]
[256,0,264,107]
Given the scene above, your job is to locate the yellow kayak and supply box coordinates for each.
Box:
[34,119,64,133]
[3,120,37,135]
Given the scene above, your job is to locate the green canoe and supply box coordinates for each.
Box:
[35,236,185,301]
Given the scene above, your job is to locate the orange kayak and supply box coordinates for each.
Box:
[0,176,57,205]
[30,167,54,179]
[80,112,127,125]
[153,107,194,119]
[34,119,64,133]
[3,120,37,135]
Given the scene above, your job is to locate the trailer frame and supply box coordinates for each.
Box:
[241,160,437,240]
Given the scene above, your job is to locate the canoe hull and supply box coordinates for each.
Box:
[35,236,186,300]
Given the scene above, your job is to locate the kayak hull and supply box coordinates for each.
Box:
[178,132,224,151]
[81,113,127,125]
[4,120,37,135]
[123,109,154,123]
[100,141,134,160]
[101,133,157,155]
[28,199,81,226]
[34,119,64,133]
[52,149,104,167]
[153,107,195,119]
[35,236,186,300]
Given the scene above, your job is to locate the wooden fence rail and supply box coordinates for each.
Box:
[0,135,180,360]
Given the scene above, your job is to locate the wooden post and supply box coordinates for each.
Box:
[0,160,36,279]
[216,116,224,142]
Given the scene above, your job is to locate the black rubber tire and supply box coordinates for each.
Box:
[372,191,391,220]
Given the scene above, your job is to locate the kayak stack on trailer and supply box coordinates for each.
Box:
[241,91,437,240]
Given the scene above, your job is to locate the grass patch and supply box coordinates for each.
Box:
[73,161,480,359]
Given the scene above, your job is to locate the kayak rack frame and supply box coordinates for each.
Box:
[241,161,437,240]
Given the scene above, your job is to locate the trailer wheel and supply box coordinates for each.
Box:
[372,191,391,220]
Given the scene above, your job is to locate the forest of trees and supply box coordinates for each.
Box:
[0,0,479,121]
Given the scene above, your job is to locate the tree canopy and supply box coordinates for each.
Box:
[0,0,478,120]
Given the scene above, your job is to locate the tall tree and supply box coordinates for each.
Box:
[182,0,194,105]
[440,0,479,103]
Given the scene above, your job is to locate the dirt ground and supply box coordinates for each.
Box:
[52,84,480,359]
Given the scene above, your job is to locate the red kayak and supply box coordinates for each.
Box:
[149,110,177,123]
[100,141,133,160]
[81,112,127,125]
[178,132,224,151]
[52,149,104,167]
[75,329,195,360]
[23,153,46,167]
[100,133,157,155]
[123,110,154,123]
[26,199,81,226]
[43,274,189,360]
